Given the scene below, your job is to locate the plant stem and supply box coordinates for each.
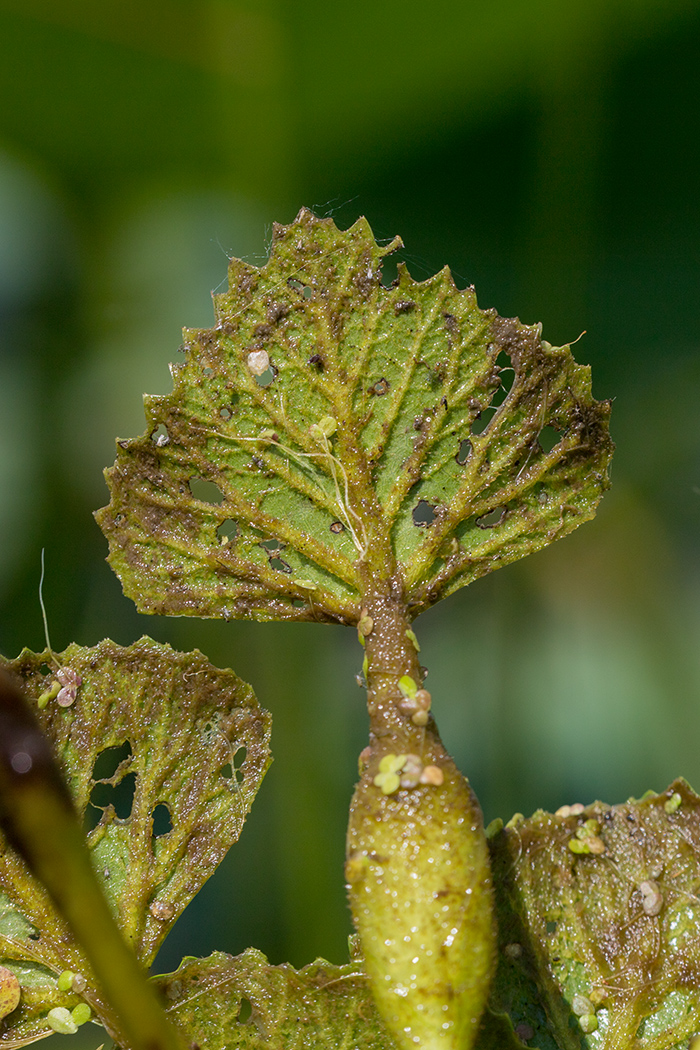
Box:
[346,573,496,1050]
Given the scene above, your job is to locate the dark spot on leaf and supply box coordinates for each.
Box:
[456,439,471,465]
[151,803,173,838]
[253,323,272,340]
[266,301,289,324]
[237,998,253,1023]
[308,353,324,371]
[394,299,416,314]
[412,500,437,527]
[443,312,458,335]
[370,378,390,396]
[476,507,507,528]
[330,521,344,534]
[539,426,562,453]
[189,478,225,505]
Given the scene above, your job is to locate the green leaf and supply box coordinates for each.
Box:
[153,947,548,1050]
[96,208,612,625]
[155,948,397,1050]
[0,638,270,1046]
[488,780,700,1050]
[154,949,542,1050]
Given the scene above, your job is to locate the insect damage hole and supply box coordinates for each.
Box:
[151,803,173,838]
[456,438,471,465]
[237,997,253,1023]
[151,424,170,447]
[471,408,496,436]
[412,499,437,527]
[217,519,238,543]
[490,350,516,408]
[538,426,563,453]
[476,507,507,528]
[189,478,225,505]
[85,741,136,830]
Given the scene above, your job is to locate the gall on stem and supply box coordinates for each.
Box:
[346,583,496,1050]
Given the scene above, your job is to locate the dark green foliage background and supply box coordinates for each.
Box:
[0,0,699,991]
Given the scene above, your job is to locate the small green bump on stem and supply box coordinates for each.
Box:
[398,675,417,700]
[57,971,74,993]
[71,1003,92,1026]
[665,792,682,814]
[405,629,420,652]
[579,1014,598,1034]
[506,813,524,829]
[47,1008,79,1035]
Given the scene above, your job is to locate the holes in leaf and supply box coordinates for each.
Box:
[219,406,232,420]
[237,998,253,1023]
[217,519,238,543]
[255,367,276,388]
[455,439,471,465]
[85,741,136,830]
[471,409,495,436]
[202,366,213,377]
[490,351,515,408]
[152,803,173,838]
[412,499,437,527]
[151,424,170,447]
[546,920,557,935]
[288,278,312,299]
[270,557,292,573]
[261,538,282,551]
[539,426,562,453]
[370,377,390,396]
[232,746,246,784]
[189,478,225,505]
[476,507,507,528]
[330,521,344,534]
[221,746,246,784]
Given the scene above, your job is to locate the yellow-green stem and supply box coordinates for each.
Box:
[346,576,496,1050]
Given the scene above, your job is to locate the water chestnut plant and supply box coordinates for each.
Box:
[1,210,697,1050]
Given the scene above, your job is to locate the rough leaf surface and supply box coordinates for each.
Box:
[488,779,700,1050]
[97,208,612,625]
[0,638,270,1046]
[155,949,536,1050]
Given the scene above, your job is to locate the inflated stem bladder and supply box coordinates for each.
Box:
[346,584,495,1050]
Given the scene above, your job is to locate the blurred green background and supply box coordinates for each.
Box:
[1,0,700,984]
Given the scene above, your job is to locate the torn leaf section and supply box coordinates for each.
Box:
[0,638,270,1047]
[489,780,700,1050]
[97,208,612,624]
